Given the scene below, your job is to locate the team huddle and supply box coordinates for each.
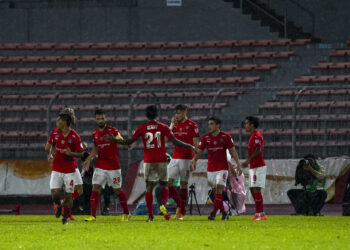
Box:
[45,104,267,225]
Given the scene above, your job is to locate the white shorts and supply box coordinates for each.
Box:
[167,159,191,182]
[92,168,122,189]
[249,166,267,188]
[207,170,228,188]
[73,168,83,186]
[144,162,168,182]
[50,171,75,193]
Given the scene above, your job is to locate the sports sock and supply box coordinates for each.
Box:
[213,193,224,213]
[90,191,99,217]
[160,187,169,206]
[117,190,130,214]
[180,188,188,215]
[253,192,264,214]
[63,206,70,219]
[169,186,181,208]
[145,192,153,217]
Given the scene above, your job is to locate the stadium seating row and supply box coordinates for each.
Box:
[0,64,277,75]
[0,39,311,50]
[294,74,350,83]
[0,51,294,63]
[0,76,261,87]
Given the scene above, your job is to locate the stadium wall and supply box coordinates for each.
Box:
[0,0,277,43]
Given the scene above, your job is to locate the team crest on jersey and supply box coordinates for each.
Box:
[100,137,104,141]
[61,140,65,145]
[214,141,217,145]
[68,139,72,144]
[180,128,183,132]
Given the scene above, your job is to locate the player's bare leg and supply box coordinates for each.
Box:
[168,178,182,219]
[62,193,73,225]
[113,188,131,221]
[85,184,100,221]
[51,189,62,218]
[208,184,227,220]
[250,187,266,220]
[145,181,155,222]
[159,181,170,220]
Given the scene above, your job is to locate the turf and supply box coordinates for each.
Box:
[1,215,350,250]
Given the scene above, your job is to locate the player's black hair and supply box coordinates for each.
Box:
[208,117,221,127]
[175,104,188,112]
[145,105,158,120]
[95,109,105,116]
[245,116,259,128]
[59,107,75,125]
[59,113,72,127]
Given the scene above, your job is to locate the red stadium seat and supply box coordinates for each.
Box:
[56,80,77,87]
[43,56,59,63]
[216,40,236,48]
[22,56,42,62]
[0,68,14,74]
[182,41,200,48]
[59,56,80,62]
[221,77,241,84]
[237,52,257,59]
[126,42,145,49]
[125,66,145,74]
[148,55,167,62]
[163,66,182,73]
[74,43,94,49]
[239,76,260,84]
[90,67,110,74]
[38,80,55,87]
[234,40,255,47]
[0,43,20,50]
[148,78,165,85]
[32,68,51,74]
[130,55,149,62]
[312,62,333,70]
[273,51,294,58]
[256,63,277,71]
[217,64,236,72]
[256,51,275,59]
[51,68,72,74]
[236,64,256,71]
[3,56,24,63]
[201,77,221,84]
[36,43,55,50]
[18,43,38,50]
[253,40,272,47]
[93,79,112,87]
[110,42,128,49]
[130,79,148,86]
[76,80,92,86]
[92,43,112,49]
[167,54,183,61]
[270,39,291,46]
[2,80,19,86]
[167,78,185,85]
[111,79,130,86]
[164,41,183,49]
[21,80,37,87]
[199,41,219,48]
[183,54,202,61]
[144,42,165,49]
[55,43,75,50]
[183,78,201,85]
[199,65,218,73]
[144,66,162,74]
[79,55,98,62]
[72,67,91,74]
[290,39,311,46]
[202,53,221,61]
[220,53,239,60]
[15,68,33,75]
[182,65,200,73]
[110,67,127,74]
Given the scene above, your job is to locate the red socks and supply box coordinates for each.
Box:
[253,192,264,213]
[63,206,70,219]
[160,187,169,206]
[212,193,224,213]
[90,191,99,217]
[118,190,130,214]
[180,188,188,215]
[169,186,181,208]
[145,192,153,217]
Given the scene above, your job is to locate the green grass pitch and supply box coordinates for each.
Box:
[1,215,350,249]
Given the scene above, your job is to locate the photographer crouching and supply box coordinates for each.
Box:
[287,154,327,216]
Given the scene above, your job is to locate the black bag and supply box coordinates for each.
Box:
[342,172,350,216]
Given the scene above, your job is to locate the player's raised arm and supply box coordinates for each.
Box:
[104,134,136,146]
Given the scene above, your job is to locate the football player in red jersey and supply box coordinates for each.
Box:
[45,112,84,225]
[104,105,196,222]
[192,117,241,220]
[241,116,267,221]
[168,104,199,220]
[83,109,131,222]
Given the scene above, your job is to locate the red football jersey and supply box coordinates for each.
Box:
[93,125,122,170]
[248,130,266,169]
[198,131,234,172]
[172,119,200,160]
[132,121,174,163]
[48,128,83,173]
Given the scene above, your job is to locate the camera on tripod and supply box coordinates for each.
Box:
[189,183,195,190]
